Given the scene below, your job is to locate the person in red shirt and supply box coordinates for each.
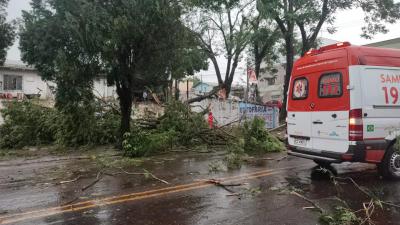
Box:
[208,112,214,129]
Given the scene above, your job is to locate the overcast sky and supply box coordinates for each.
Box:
[5,0,400,83]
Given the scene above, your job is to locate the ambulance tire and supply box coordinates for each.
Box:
[313,160,331,168]
[378,145,400,180]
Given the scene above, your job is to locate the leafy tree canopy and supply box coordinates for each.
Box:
[185,0,254,98]
[20,0,208,138]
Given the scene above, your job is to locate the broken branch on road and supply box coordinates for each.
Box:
[57,175,83,185]
[82,170,104,191]
[118,168,170,184]
[291,191,324,213]
[206,179,243,194]
[332,176,400,209]
[61,167,169,206]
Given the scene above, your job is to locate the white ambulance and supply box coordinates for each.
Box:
[287,42,400,179]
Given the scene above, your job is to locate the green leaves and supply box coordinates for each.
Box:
[359,0,400,39]
[0,100,120,149]
[0,0,15,65]
[242,117,285,153]
[319,206,360,225]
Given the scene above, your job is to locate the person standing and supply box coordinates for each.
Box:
[143,90,148,104]
[208,112,214,129]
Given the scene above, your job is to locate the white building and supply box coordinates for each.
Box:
[258,64,285,103]
[0,60,54,99]
[0,60,117,100]
[364,37,400,49]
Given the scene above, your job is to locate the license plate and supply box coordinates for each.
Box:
[294,138,307,146]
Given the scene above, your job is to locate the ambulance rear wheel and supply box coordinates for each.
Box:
[378,145,400,180]
[313,160,331,168]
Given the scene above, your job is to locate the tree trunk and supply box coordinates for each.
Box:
[280,35,294,121]
[118,85,133,142]
[254,58,262,103]
[255,59,262,80]
[185,87,218,104]
[174,79,179,101]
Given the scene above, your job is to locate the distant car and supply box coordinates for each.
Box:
[287,42,400,179]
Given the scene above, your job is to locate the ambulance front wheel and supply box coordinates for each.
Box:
[313,160,331,168]
[378,145,400,180]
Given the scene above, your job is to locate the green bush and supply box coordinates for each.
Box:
[0,100,119,149]
[0,101,57,148]
[122,129,177,157]
[319,207,360,225]
[159,101,207,146]
[54,101,119,146]
[242,117,285,153]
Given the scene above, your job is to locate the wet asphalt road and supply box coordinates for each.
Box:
[0,150,399,225]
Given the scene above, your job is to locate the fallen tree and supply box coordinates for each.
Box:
[184,87,219,104]
[122,101,285,158]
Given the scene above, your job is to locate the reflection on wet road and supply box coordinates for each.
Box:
[0,152,399,225]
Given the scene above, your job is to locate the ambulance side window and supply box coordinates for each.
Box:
[318,72,342,98]
[292,77,308,100]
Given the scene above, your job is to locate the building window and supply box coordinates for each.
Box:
[267,77,276,85]
[3,75,23,91]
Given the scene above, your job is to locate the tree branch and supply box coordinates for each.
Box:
[185,87,219,104]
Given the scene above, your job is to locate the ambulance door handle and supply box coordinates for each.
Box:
[313,121,323,125]
[331,114,337,119]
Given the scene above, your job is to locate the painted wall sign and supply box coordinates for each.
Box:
[239,102,279,129]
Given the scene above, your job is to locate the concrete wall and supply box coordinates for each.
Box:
[93,78,117,99]
[192,99,241,126]
[191,99,279,129]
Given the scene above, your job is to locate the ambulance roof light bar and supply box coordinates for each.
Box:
[305,42,351,56]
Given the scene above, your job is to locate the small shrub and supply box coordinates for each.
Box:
[242,117,285,153]
[93,106,120,145]
[225,140,246,169]
[122,129,177,157]
[319,207,360,225]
